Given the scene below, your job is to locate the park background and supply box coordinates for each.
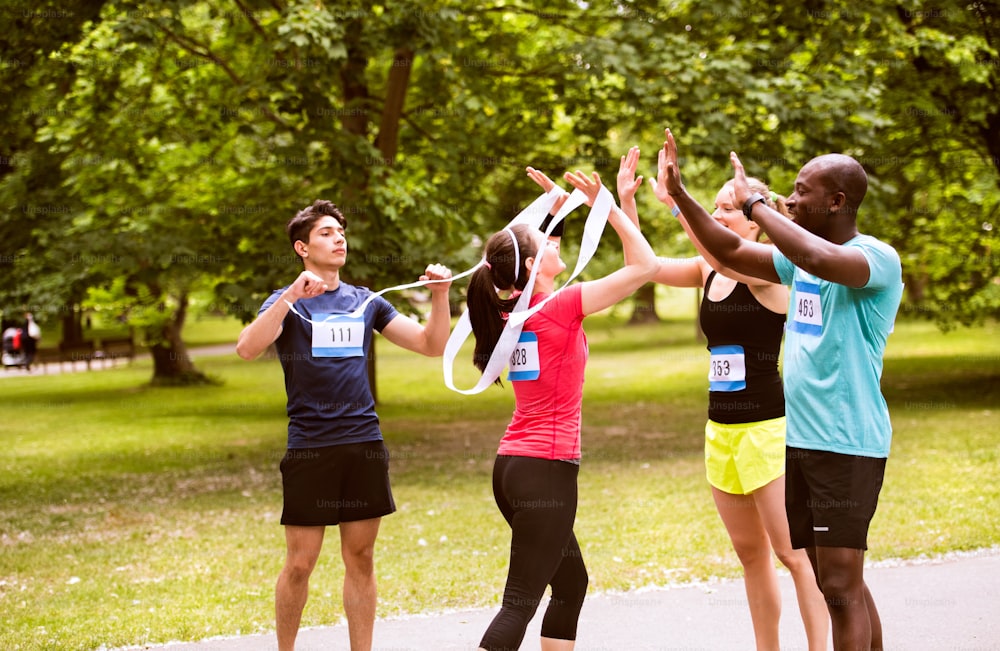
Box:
[1,1,998,649]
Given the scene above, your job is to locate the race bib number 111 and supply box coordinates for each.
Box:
[312,314,365,357]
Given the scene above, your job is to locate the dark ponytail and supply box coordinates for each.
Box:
[467,224,538,377]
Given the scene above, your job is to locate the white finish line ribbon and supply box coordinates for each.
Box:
[442,183,614,395]
[278,181,615,397]
[282,186,568,329]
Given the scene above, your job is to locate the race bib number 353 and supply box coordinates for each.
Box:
[709,345,746,392]
[789,281,823,336]
[312,314,365,357]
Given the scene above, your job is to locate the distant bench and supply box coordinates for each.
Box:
[35,347,62,371]
[58,340,96,370]
[96,336,136,366]
[32,337,136,373]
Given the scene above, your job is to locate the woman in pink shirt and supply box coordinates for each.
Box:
[468,167,658,651]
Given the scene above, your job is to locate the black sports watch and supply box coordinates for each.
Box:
[741,192,766,221]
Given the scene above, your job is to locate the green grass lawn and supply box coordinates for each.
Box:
[0,315,997,650]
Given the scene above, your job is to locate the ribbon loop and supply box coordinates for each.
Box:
[442,184,615,394]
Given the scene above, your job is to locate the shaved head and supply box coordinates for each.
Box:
[803,154,868,213]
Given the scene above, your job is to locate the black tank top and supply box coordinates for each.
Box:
[699,271,785,424]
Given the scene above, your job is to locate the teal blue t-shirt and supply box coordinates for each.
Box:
[773,234,903,458]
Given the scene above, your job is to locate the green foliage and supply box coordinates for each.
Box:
[1,0,998,346]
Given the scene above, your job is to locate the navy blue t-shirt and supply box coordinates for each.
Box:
[260,283,399,449]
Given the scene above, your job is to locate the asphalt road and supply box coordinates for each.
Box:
[125,547,1000,651]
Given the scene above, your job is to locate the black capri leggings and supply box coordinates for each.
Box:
[479,455,589,651]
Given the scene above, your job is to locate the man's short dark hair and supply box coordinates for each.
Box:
[286,200,347,253]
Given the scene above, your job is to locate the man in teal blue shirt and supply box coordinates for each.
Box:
[661,129,903,651]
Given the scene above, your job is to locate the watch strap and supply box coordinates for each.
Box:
[742,192,766,221]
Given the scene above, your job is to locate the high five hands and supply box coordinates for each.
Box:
[728,150,752,209]
[657,127,752,209]
[526,166,570,215]
[526,165,604,209]
[563,170,604,207]
[660,129,686,197]
[617,146,643,204]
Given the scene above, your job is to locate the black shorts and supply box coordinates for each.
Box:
[279,440,396,526]
[786,447,886,550]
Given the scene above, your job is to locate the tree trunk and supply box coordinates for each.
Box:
[61,301,86,344]
[338,22,370,141]
[147,293,212,386]
[363,47,415,404]
[337,38,415,404]
[374,47,414,162]
[628,283,660,324]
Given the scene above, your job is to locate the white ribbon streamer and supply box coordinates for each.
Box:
[282,186,567,328]
[442,184,614,395]
[276,182,616,397]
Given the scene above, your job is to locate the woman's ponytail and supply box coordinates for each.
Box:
[467,225,538,377]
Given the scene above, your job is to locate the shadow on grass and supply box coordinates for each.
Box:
[883,354,1000,409]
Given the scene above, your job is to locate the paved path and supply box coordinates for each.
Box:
[1,343,236,377]
[126,548,1000,651]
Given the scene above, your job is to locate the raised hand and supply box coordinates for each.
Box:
[648,146,682,218]
[288,270,328,301]
[662,128,685,196]
[729,151,751,207]
[616,146,643,203]
[563,170,603,207]
[651,146,670,202]
[526,166,559,193]
[528,166,570,216]
[421,263,453,294]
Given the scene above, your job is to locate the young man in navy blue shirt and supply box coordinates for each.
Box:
[237,200,452,651]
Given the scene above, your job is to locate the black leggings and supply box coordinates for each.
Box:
[479,455,589,651]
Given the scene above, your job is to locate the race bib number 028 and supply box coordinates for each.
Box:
[789,281,823,336]
[312,314,365,357]
[507,331,540,381]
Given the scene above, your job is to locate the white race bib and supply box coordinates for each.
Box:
[311,314,365,357]
[708,345,746,392]
[507,331,540,381]
[789,281,823,336]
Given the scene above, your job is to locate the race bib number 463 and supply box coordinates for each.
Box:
[789,281,823,336]
[312,314,365,357]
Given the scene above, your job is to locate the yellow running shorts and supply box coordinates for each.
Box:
[704,416,786,495]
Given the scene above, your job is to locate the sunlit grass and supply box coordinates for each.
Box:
[0,316,997,650]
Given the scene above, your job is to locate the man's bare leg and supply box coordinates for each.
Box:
[814,546,875,651]
[276,525,325,651]
[340,518,382,651]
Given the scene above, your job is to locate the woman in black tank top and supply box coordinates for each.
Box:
[616,145,828,651]
[699,269,786,424]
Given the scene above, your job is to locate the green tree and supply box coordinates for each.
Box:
[863,0,1000,326]
[3,0,997,391]
[0,0,109,343]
